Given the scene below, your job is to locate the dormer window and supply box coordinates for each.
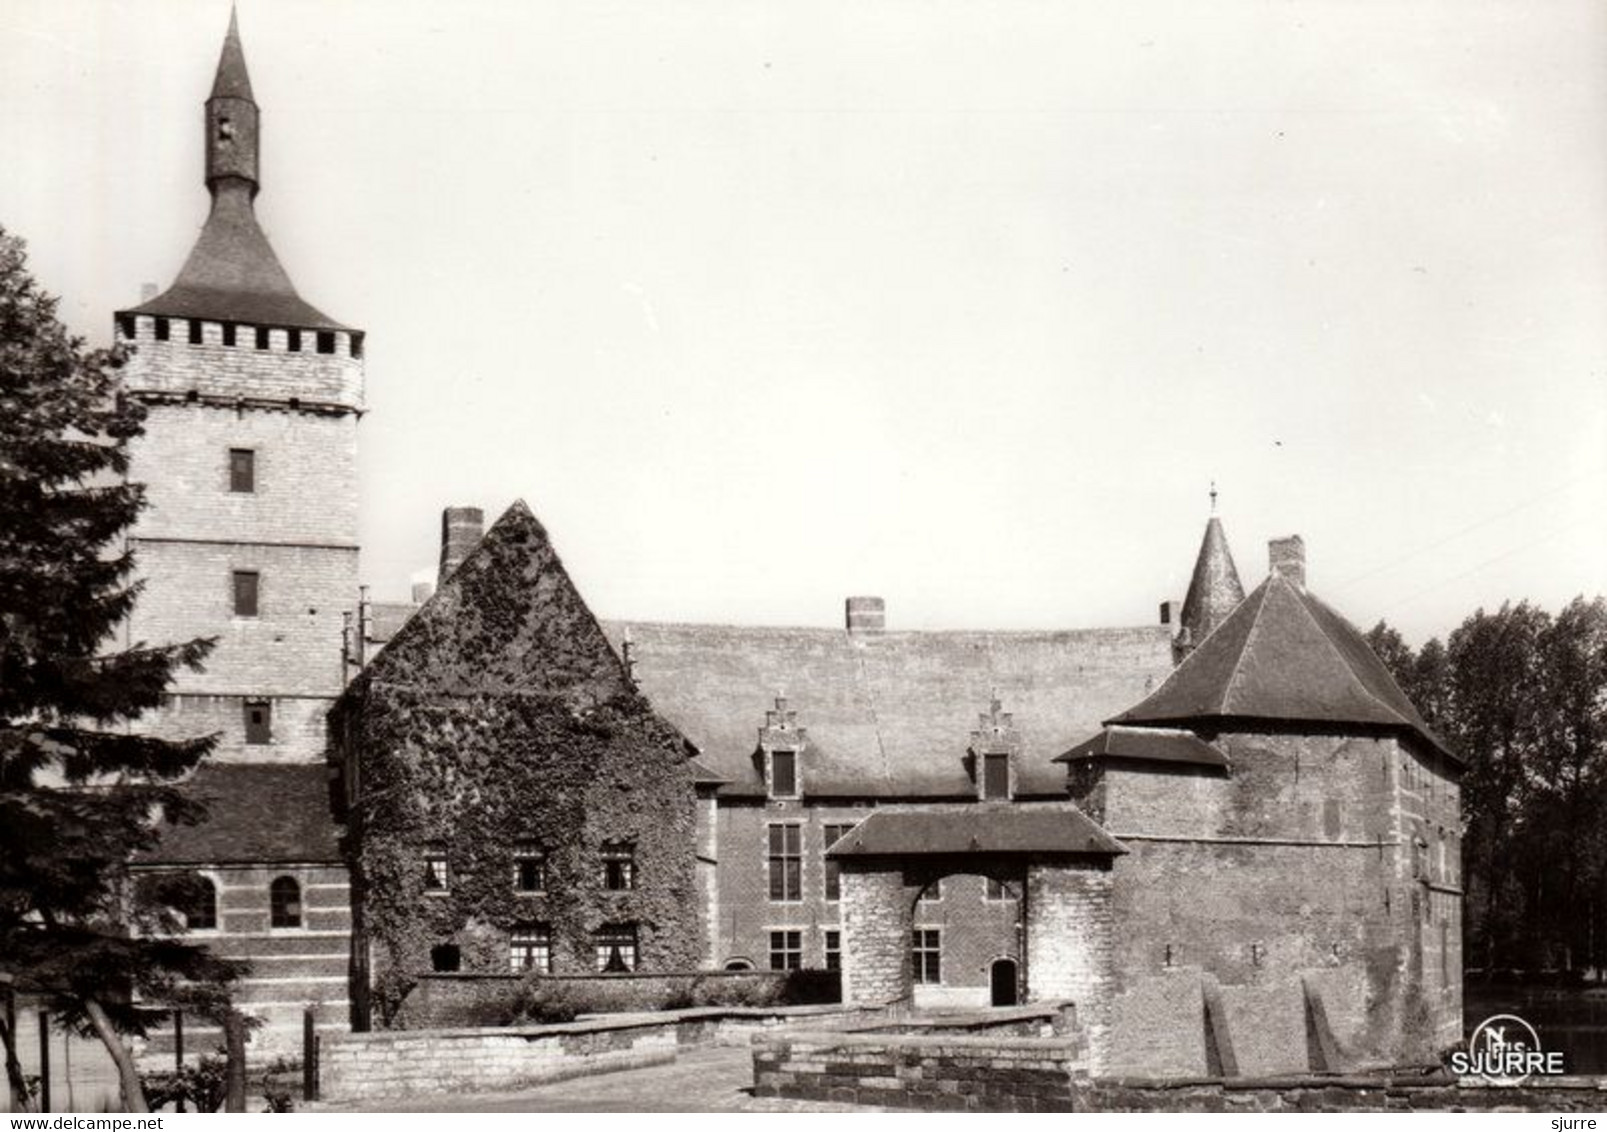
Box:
[982,753,1012,801]
[770,750,798,798]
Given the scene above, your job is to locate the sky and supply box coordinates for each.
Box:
[3,0,1603,645]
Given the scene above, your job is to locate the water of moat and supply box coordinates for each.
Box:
[1464,983,1607,1075]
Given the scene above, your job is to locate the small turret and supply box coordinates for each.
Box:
[1176,486,1245,659]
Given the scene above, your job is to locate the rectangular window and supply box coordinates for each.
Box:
[514,845,547,893]
[982,753,1010,800]
[594,924,637,972]
[769,929,802,971]
[423,852,450,893]
[510,925,552,974]
[767,823,802,902]
[770,750,798,797]
[243,700,272,745]
[255,325,270,350]
[920,878,942,902]
[823,823,853,902]
[287,328,302,353]
[117,314,136,340]
[912,929,941,985]
[222,322,237,347]
[824,930,841,972]
[229,448,255,493]
[601,843,635,891]
[188,319,203,344]
[316,330,336,354]
[985,877,1015,902]
[232,570,259,616]
[155,317,170,341]
[351,332,365,359]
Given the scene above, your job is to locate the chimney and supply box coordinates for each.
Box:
[1269,535,1306,589]
[439,506,484,584]
[845,596,885,634]
[140,282,157,302]
[411,581,435,605]
[1159,599,1178,626]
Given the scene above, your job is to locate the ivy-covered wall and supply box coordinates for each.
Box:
[330,502,703,1027]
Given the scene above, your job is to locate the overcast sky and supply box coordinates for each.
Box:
[4,0,1603,644]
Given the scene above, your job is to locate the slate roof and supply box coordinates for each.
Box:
[1056,725,1229,768]
[1179,516,1245,646]
[135,763,343,866]
[826,806,1127,857]
[124,13,345,331]
[1109,573,1457,763]
[600,621,1175,797]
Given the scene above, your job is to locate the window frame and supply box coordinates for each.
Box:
[513,844,548,895]
[767,822,803,903]
[269,876,303,930]
[423,851,450,894]
[600,842,636,891]
[180,873,219,933]
[509,924,552,974]
[768,929,803,971]
[982,752,1011,801]
[232,570,260,617]
[769,749,799,799]
[912,928,942,985]
[593,924,638,973]
[229,447,256,493]
[243,699,272,745]
[822,823,853,903]
[824,929,841,972]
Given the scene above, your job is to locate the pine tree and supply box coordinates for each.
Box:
[0,227,239,1112]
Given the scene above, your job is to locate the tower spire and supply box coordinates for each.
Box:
[1177,495,1245,656]
[206,5,258,194]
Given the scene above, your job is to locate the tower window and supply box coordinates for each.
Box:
[423,850,450,894]
[188,319,203,344]
[287,329,302,353]
[243,700,272,745]
[316,331,336,355]
[767,823,802,902]
[770,750,798,798]
[155,317,170,341]
[600,842,635,891]
[351,332,365,359]
[593,924,638,972]
[229,448,255,493]
[768,929,802,971]
[269,876,301,929]
[180,874,218,932]
[117,314,136,340]
[222,322,237,347]
[255,326,270,350]
[232,570,259,616]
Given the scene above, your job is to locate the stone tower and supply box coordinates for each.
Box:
[116,11,364,765]
[1175,501,1244,659]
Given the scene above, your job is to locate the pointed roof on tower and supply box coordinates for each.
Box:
[125,9,345,330]
[1178,490,1245,649]
[210,7,254,100]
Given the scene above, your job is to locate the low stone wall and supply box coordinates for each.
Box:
[751,1031,1090,1112]
[321,1004,872,1102]
[848,1003,1078,1039]
[393,969,838,1028]
[1075,1075,1607,1113]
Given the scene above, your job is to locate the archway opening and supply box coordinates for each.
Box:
[990,957,1019,1006]
[905,872,1023,1011]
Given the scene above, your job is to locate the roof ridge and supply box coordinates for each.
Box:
[1280,579,1400,721]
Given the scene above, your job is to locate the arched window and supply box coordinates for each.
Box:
[269,876,302,929]
[183,875,218,932]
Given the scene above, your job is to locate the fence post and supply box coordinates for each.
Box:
[302,1008,316,1103]
[173,1010,185,1112]
[223,1012,246,1112]
[36,1011,50,1114]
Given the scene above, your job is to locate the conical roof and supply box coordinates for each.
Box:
[1111,573,1457,762]
[1179,516,1244,646]
[210,8,254,100]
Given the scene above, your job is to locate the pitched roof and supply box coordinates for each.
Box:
[1109,573,1457,762]
[1179,516,1245,646]
[135,763,342,865]
[601,621,1174,797]
[211,8,254,100]
[351,500,637,707]
[1056,725,1229,768]
[826,805,1126,857]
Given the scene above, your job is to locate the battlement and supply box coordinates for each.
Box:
[116,313,365,412]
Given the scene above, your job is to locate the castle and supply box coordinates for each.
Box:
[126,15,1463,1078]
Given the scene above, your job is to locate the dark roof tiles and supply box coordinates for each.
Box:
[827,806,1127,857]
[1057,725,1229,768]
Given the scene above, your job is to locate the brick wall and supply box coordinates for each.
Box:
[752,1031,1089,1112]
[134,692,336,765]
[120,316,364,410]
[133,863,352,1058]
[1073,1075,1607,1113]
